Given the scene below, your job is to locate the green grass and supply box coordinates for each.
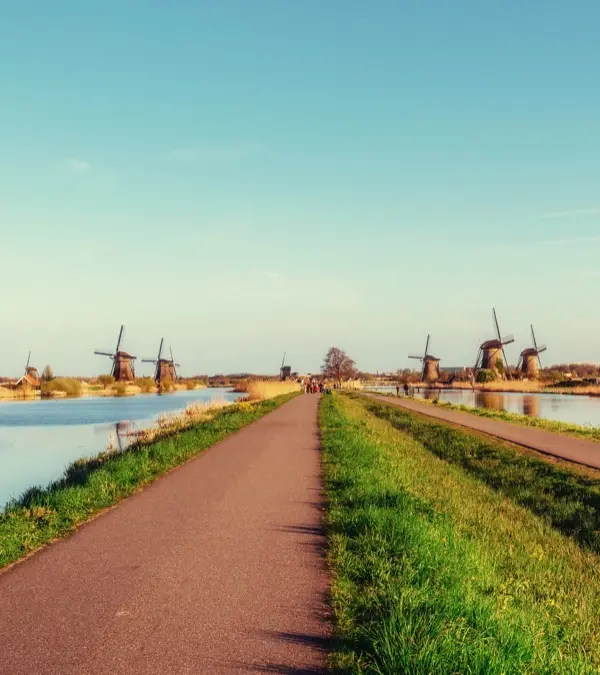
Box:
[321,393,600,673]
[363,396,600,554]
[0,393,297,570]
[410,395,600,442]
[41,377,83,397]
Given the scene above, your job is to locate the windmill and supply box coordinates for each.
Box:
[408,335,440,384]
[280,352,291,381]
[516,325,547,378]
[142,338,176,384]
[474,308,514,379]
[94,325,136,381]
[16,351,41,390]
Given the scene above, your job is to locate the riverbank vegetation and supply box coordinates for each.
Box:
[233,379,301,400]
[0,392,299,571]
[321,393,600,672]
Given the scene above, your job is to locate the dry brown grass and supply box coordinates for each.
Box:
[449,381,600,396]
[119,399,234,445]
[235,380,301,400]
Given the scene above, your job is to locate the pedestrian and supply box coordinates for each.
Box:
[404,383,409,396]
[396,384,400,397]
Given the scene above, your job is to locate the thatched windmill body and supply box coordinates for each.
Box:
[94,325,136,381]
[409,335,440,384]
[474,309,514,378]
[517,325,547,378]
[280,352,291,381]
[15,351,41,391]
[142,339,179,384]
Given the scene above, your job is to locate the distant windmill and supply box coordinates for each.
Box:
[408,335,440,384]
[280,352,291,381]
[142,338,177,384]
[15,351,41,391]
[474,308,514,379]
[517,325,547,378]
[94,325,136,381]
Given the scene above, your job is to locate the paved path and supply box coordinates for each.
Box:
[366,394,600,470]
[0,395,329,675]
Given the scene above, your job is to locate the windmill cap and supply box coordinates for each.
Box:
[481,339,503,349]
[520,347,539,357]
[115,351,136,359]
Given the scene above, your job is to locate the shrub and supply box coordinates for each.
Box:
[476,369,496,383]
[112,382,127,397]
[98,374,115,389]
[135,377,155,393]
[41,378,82,397]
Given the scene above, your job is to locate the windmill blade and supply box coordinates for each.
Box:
[141,358,157,364]
[424,334,430,359]
[170,346,178,380]
[116,325,125,352]
[94,350,115,357]
[281,352,286,369]
[408,355,424,360]
[536,344,547,353]
[500,344,512,380]
[493,308,502,342]
[530,324,538,351]
[157,338,164,361]
[501,334,515,345]
[26,351,31,370]
[474,347,482,373]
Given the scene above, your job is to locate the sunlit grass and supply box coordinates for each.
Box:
[321,393,600,673]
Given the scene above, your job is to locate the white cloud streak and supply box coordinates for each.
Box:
[66,157,90,172]
[541,207,599,219]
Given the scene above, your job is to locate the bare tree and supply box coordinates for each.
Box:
[322,347,357,386]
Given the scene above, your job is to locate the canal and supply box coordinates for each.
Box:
[0,388,241,508]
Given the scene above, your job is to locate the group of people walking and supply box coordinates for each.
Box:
[303,380,331,394]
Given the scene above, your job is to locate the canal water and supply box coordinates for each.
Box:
[0,388,241,508]
[366,387,600,428]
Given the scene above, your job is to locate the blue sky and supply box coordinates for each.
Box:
[1,1,599,376]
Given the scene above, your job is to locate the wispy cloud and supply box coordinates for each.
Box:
[541,207,599,219]
[262,270,285,282]
[538,235,600,246]
[65,157,90,172]
[166,142,261,163]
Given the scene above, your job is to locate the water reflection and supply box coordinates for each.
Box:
[522,396,539,418]
[423,388,441,401]
[365,386,600,428]
[475,392,505,412]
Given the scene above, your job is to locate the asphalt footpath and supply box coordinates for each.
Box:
[0,394,329,675]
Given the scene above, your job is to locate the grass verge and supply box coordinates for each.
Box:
[0,393,297,571]
[321,393,600,673]
[364,396,600,553]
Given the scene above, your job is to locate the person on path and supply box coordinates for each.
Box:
[404,383,409,396]
[396,384,400,396]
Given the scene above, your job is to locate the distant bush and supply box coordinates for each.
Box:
[135,377,155,393]
[41,378,82,397]
[158,379,174,394]
[476,369,496,383]
[42,365,54,382]
[186,380,197,390]
[112,382,127,397]
[98,374,115,389]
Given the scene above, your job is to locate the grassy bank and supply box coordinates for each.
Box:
[321,393,600,673]
[0,393,297,571]
[379,392,600,442]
